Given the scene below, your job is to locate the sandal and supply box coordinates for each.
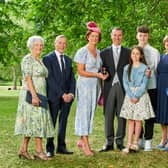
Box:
[18,151,34,160]
[122,143,131,154]
[34,151,48,160]
[81,143,94,156]
[77,140,83,149]
[130,144,139,151]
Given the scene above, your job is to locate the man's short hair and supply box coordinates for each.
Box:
[137,26,150,33]
[54,35,66,44]
[111,27,124,35]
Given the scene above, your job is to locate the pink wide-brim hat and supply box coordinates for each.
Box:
[87,21,101,33]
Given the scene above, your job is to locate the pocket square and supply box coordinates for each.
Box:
[26,91,48,109]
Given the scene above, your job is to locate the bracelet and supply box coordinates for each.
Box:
[32,95,38,99]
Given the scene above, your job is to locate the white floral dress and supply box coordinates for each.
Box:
[120,63,155,120]
[14,54,54,138]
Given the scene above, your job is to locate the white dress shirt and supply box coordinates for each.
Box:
[55,50,65,71]
[143,44,160,89]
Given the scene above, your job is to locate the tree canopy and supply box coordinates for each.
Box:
[0,0,168,81]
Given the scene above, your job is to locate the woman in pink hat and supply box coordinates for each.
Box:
[74,22,108,156]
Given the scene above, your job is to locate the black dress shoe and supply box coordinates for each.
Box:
[56,148,73,154]
[99,145,114,152]
[117,144,125,151]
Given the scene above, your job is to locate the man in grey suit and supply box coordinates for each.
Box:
[100,27,130,152]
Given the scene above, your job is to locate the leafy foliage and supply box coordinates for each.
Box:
[0,0,168,80]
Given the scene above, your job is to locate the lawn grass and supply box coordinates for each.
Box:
[0,87,168,168]
[0,86,20,97]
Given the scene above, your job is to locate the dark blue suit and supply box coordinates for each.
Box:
[43,51,75,153]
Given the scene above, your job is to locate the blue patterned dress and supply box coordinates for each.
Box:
[74,45,102,136]
[156,54,168,124]
[14,54,54,138]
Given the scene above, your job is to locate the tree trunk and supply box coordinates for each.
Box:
[12,66,17,90]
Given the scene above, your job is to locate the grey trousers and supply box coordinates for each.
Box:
[104,83,126,146]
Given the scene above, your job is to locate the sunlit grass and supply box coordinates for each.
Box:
[0,86,20,97]
[0,86,167,168]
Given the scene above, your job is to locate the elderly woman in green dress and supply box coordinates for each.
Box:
[14,35,54,160]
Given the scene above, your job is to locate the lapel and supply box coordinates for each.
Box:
[63,55,68,69]
[117,46,123,69]
[108,46,115,67]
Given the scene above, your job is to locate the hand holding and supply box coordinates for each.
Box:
[97,72,109,80]
[32,96,41,106]
[62,93,73,103]
[67,93,74,102]
[130,98,139,104]
[102,73,109,80]
[62,94,68,102]
[145,67,151,78]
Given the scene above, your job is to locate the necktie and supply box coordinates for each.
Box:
[116,47,119,57]
[114,47,119,68]
[60,55,65,71]
[60,55,65,81]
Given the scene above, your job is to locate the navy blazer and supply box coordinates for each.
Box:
[43,51,76,103]
[100,46,130,103]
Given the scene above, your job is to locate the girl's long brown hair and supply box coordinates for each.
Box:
[128,45,147,81]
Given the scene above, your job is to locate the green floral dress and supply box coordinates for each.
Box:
[14,54,54,138]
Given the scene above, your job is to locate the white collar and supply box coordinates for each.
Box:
[55,50,64,57]
[112,44,121,49]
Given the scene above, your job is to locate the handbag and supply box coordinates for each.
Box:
[26,91,48,109]
[98,94,104,106]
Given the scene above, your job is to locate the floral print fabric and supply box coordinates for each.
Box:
[14,54,54,138]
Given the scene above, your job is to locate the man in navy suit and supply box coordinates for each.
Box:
[43,35,75,157]
[100,27,130,152]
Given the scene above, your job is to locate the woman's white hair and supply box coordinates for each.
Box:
[27,35,44,51]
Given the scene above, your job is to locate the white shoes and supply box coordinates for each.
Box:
[139,138,153,151]
[144,139,153,151]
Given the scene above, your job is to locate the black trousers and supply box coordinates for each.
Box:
[140,89,157,140]
[46,100,72,153]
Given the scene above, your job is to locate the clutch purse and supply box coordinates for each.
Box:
[26,91,48,109]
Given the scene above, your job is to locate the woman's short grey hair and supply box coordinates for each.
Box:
[27,35,44,51]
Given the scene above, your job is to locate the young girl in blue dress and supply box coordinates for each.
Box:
[120,45,155,153]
